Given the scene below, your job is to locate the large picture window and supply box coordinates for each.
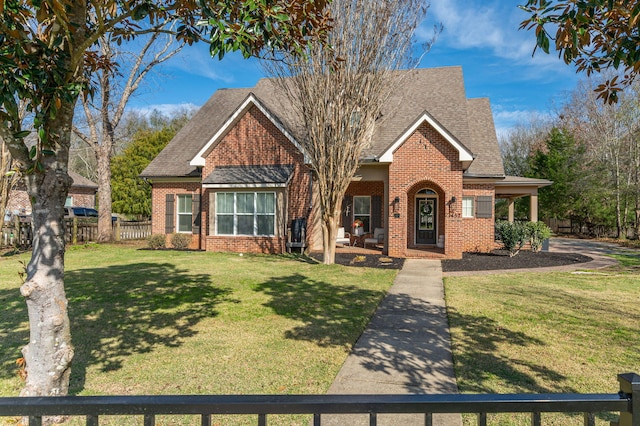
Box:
[177,195,193,233]
[353,196,371,233]
[216,192,276,236]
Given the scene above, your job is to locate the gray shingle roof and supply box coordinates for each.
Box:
[69,171,98,190]
[142,67,504,178]
[203,165,294,186]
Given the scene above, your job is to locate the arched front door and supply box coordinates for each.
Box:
[415,189,437,245]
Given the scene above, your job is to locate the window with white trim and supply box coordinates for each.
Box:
[216,192,276,236]
[462,196,474,218]
[65,196,73,207]
[353,196,371,233]
[177,195,193,233]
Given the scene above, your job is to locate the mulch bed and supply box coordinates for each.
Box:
[309,253,405,269]
[441,250,592,272]
[310,250,592,271]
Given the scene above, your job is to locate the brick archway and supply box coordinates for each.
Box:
[406,182,445,250]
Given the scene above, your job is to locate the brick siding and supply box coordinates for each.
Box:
[150,112,499,258]
[461,184,496,252]
[7,186,96,215]
[388,122,465,259]
[150,105,311,254]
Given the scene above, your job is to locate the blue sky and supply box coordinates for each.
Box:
[129,0,583,139]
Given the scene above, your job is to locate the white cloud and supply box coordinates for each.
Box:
[424,0,571,71]
[492,106,554,139]
[129,103,200,118]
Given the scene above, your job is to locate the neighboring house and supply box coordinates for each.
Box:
[141,67,550,258]
[6,171,98,217]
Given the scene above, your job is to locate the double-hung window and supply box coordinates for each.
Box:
[353,196,371,233]
[216,192,276,236]
[177,195,193,233]
[462,196,474,218]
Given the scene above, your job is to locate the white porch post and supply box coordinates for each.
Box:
[530,193,539,222]
[508,198,515,223]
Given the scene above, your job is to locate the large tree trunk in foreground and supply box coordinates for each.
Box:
[20,169,73,398]
[18,104,75,401]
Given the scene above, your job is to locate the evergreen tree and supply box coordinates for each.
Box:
[111,127,176,218]
[528,128,588,220]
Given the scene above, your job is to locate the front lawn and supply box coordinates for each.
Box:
[444,268,640,425]
[0,243,396,425]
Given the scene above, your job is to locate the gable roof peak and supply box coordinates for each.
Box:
[189,93,306,167]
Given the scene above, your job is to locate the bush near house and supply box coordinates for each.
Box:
[495,221,528,257]
[495,221,552,256]
[147,234,166,249]
[526,221,552,252]
[170,233,191,249]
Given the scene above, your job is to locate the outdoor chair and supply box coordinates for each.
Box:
[336,227,351,246]
[364,228,384,249]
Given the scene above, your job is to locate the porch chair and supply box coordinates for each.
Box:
[364,228,384,249]
[336,227,351,246]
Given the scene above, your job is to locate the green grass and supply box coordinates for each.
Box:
[444,269,640,425]
[0,243,396,425]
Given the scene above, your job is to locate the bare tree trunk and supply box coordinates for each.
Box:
[321,213,339,265]
[613,154,623,238]
[96,144,113,242]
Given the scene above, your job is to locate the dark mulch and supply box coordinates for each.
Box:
[441,250,592,272]
[309,252,405,269]
[310,250,592,271]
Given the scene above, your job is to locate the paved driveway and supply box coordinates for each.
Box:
[549,237,633,270]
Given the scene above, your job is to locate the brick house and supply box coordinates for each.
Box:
[141,67,549,259]
[6,171,98,218]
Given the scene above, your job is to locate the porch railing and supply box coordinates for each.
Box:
[0,373,637,426]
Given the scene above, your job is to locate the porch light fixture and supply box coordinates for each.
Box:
[450,196,456,204]
[392,196,401,218]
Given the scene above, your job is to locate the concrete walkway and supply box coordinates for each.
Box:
[323,259,461,426]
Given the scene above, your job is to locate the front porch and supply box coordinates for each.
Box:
[330,244,446,259]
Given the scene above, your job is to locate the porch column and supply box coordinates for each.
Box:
[383,174,389,255]
[508,198,515,223]
[530,193,539,222]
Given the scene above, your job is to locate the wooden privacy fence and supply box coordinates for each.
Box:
[65,219,151,244]
[544,218,636,239]
[1,217,33,248]
[1,219,151,248]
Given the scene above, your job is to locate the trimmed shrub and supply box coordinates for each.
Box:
[170,233,191,249]
[495,220,528,257]
[147,234,166,249]
[527,221,552,253]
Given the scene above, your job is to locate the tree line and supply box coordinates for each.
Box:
[500,74,640,239]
